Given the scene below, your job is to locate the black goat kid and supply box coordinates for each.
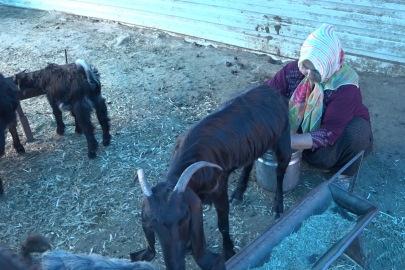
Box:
[0,235,51,270]
[0,235,158,270]
[131,85,292,270]
[13,59,111,159]
[0,73,25,157]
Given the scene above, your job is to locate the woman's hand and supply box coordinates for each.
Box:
[291,133,313,150]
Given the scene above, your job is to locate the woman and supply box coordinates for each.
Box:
[266,24,373,180]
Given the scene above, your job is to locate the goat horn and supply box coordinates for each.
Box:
[137,169,153,197]
[174,161,223,193]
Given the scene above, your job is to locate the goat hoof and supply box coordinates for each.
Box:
[230,198,242,206]
[102,138,111,146]
[56,128,65,135]
[88,151,97,159]
[15,145,25,154]
[273,212,281,219]
[224,249,236,260]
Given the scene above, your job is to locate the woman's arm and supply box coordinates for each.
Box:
[291,85,363,150]
[310,85,361,149]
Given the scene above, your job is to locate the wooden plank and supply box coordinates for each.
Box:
[1,0,404,76]
[16,104,34,142]
[7,0,400,61]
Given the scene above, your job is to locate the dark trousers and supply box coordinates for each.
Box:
[303,117,373,176]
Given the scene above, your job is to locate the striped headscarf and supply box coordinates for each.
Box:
[289,24,359,134]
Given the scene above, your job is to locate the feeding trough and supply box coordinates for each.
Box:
[226,151,378,270]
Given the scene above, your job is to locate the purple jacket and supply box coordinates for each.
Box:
[265,60,370,149]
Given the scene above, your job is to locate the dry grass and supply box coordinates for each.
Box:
[0,4,404,270]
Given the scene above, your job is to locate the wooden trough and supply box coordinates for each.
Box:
[226,151,378,270]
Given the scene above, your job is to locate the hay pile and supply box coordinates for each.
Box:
[253,200,357,269]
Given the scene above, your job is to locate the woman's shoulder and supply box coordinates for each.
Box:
[334,83,360,93]
[327,84,361,103]
[283,59,299,71]
[284,60,304,90]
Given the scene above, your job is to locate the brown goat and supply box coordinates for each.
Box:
[131,84,292,270]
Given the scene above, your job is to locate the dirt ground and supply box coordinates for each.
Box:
[0,4,404,269]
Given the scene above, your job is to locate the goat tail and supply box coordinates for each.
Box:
[75,59,100,90]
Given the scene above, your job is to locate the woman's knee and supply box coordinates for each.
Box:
[303,148,336,169]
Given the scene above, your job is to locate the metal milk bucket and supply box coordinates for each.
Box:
[255,149,303,192]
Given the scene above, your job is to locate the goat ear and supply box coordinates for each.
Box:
[183,188,213,261]
[174,161,222,193]
[130,221,156,262]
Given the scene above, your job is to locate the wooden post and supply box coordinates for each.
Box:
[16,104,34,142]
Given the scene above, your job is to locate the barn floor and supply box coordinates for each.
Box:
[0,4,404,269]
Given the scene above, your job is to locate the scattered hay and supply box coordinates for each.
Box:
[253,200,357,270]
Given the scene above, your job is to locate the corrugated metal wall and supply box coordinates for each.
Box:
[1,0,404,76]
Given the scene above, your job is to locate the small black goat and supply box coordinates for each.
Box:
[131,84,292,270]
[0,73,25,157]
[13,59,111,159]
[1,235,159,270]
[0,235,51,270]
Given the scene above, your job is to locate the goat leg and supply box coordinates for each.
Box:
[130,224,156,262]
[71,111,83,134]
[84,133,98,159]
[0,177,3,195]
[94,96,111,147]
[273,131,292,218]
[229,163,253,205]
[0,121,5,156]
[73,100,98,159]
[49,100,65,135]
[213,186,236,260]
[8,125,25,154]
[184,188,226,270]
[273,154,291,218]
[273,169,285,219]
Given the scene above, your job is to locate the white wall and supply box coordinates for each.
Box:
[1,0,404,76]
